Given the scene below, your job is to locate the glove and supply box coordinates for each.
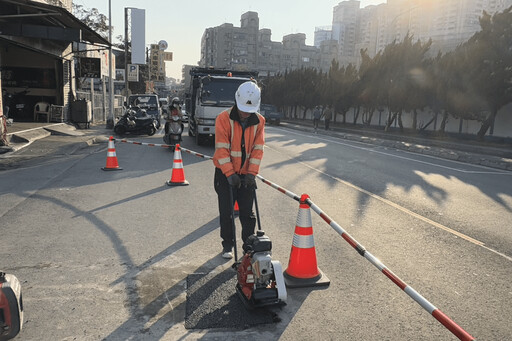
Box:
[244,174,256,188]
[227,174,241,188]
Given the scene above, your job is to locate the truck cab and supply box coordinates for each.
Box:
[186,68,258,145]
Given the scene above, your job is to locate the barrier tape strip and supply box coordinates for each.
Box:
[116,138,213,160]
[112,137,474,341]
[255,174,474,341]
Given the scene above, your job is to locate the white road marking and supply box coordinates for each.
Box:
[269,126,511,175]
[265,142,512,262]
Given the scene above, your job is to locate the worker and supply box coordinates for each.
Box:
[313,105,323,133]
[212,81,265,259]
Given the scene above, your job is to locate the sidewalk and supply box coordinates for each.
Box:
[280,119,512,171]
[0,122,111,155]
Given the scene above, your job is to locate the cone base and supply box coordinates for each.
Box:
[283,269,330,288]
[166,180,189,186]
[102,167,123,171]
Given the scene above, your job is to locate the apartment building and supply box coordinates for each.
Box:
[347,0,512,64]
[200,1,510,77]
[199,12,321,75]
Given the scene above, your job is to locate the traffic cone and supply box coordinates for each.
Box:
[102,136,122,171]
[233,200,239,216]
[283,194,330,288]
[166,144,189,186]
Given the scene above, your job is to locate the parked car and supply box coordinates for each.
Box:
[260,104,282,125]
[127,94,162,128]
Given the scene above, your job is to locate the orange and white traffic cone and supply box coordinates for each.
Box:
[283,194,330,288]
[233,200,239,216]
[101,136,122,171]
[166,144,189,186]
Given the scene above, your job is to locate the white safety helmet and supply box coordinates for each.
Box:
[235,81,261,113]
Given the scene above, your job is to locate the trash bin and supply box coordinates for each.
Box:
[71,99,92,128]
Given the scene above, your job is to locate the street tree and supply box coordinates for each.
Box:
[72,4,111,38]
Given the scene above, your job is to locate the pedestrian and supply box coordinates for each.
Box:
[212,81,265,259]
[0,88,8,147]
[313,106,322,133]
[323,105,333,130]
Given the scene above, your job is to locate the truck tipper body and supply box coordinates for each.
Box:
[185,68,258,145]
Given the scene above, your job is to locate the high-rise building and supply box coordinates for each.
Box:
[332,0,360,65]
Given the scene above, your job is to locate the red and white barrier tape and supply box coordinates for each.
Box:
[112,138,474,340]
[256,174,474,341]
[116,138,213,160]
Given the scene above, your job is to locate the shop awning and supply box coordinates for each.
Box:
[0,0,110,46]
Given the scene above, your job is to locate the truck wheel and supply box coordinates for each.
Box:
[195,132,203,145]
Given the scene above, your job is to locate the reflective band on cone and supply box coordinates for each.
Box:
[283,194,330,288]
[102,136,122,171]
[166,144,189,186]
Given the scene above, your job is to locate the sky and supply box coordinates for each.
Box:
[76,0,386,81]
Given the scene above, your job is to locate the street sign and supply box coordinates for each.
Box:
[164,52,173,61]
[127,64,139,82]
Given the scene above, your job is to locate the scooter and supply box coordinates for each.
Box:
[114,107,157,136]
[3,89,29,122]
[230,185,287,309]
[163,114,183,148]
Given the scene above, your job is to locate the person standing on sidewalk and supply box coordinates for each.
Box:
[313,106,322,133]
[0,87,8,147]
[323,105,333,130]
[212,81,266,259]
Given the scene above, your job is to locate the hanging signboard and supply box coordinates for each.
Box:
[79,57,101,78]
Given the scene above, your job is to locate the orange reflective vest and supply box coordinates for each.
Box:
[213,107,265,177]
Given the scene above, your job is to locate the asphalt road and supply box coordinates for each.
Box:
[1,124,511,340]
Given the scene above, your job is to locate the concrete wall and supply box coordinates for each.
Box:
[298,103,512,139]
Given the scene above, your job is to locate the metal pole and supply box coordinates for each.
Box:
[124,7,129,97]
[107,0,114,128]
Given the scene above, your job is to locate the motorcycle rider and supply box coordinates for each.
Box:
[164,97,183,135]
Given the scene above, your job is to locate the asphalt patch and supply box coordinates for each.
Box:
[185,269,276,329]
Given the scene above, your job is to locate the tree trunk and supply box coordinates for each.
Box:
[412,109,418,131]
[477,109,497,141]
[384,112,397,131]
[419,115,436,131]
[439,110,448,134]
[353,106,360,125]
[398,111,404,132]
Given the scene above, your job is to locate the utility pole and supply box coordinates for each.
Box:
[124,7,129,97]
[107,0,114,129]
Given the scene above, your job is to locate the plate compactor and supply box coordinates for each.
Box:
[230,187,287,309]
[0,272,23,341]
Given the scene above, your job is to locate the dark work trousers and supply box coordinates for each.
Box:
[325,118,330,130]
[214,167,256,251]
